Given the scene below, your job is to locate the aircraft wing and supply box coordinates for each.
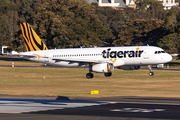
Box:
[52,58,109,64]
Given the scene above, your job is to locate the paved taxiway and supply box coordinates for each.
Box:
[0,96,180,120]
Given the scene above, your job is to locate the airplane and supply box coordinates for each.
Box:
[15,23,172,79]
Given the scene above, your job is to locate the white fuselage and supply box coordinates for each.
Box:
[19,46,172,68]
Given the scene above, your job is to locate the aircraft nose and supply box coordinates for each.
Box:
[166,54,172,62]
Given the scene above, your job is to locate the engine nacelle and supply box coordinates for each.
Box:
[157,64,164,69]
[117,66,141,70]
[92,63,114,73]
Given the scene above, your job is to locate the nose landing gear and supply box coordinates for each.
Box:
[148,65,154,76]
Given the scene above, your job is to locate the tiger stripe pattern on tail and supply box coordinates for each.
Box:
[20,23,48,51]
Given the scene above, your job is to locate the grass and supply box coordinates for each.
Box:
[0,59,180,98]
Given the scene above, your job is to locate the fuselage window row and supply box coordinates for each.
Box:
[53,54,102,57]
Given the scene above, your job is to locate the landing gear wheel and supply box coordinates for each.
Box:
[86,73,94,79]
[104,72,112,77]
[148,65,154,76]
[149,72,154,76]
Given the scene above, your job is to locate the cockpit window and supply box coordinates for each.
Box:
[155,51,166,54]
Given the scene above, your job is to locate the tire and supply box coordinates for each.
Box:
[86,73,93,79]
[104,72,112,77]
[149,72,154,76]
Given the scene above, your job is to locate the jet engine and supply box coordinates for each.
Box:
[92,63,114,73]
[117,66,141,70]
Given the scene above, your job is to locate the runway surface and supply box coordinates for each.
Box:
[0,96,180,120]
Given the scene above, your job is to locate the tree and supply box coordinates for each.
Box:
[0,0,49,50]
[157,10,180,53]
[164,10,179,33]
[158,33,180,53]
[113,19,164,46]
[92,3,133,46]
[0,1,19,46]
[35,0,112,49]
[135,0,166,20]
[136,0,164,11]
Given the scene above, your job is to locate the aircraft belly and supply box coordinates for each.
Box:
[121,58,153,66]
[121,58,142,65]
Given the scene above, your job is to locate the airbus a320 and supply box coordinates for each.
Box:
[14,23,172,79]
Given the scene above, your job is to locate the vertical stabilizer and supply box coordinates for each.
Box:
[20,23,48,51]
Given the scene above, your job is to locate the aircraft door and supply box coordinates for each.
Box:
[143,48,149,59]
[44,51,49,62]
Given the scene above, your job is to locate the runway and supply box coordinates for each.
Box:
[0,96,180,120]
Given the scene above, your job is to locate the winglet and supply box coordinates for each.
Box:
[20,23,48,51]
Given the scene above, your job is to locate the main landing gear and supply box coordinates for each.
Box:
[148,65,154,76]
[104,72,112,77]
[86,72,112,79]
[86,64,94,79]
[86,73,94,79]
[86,64,112,79]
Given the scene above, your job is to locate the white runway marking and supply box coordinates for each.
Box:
[0,99,112,114]
[111,108,166,113]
